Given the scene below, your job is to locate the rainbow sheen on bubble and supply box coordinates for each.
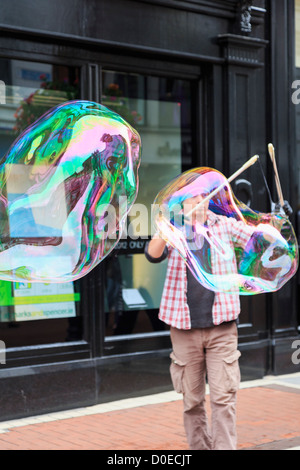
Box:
[153,167,298,295]
[0,100,141,282]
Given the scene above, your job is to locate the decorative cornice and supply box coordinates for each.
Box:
[218,33,268,68]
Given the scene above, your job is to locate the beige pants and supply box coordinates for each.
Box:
[170,322,241,450]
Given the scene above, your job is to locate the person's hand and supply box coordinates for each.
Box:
[283,200,293,217]
[272,200,293,217]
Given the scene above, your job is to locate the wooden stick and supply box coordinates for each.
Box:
[268,143,284,206]
[185,155,259,217]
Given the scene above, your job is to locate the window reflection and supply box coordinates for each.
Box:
[102,71,192,337]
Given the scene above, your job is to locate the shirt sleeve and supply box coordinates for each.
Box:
[144,240,169,263]
[229,218,255,248]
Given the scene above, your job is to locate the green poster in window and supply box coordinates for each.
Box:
[13,282,80,321]
[0,281,13,306]
[0,280,80,321]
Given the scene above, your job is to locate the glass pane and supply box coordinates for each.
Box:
[0,58,82,347]
[102,71,193,336]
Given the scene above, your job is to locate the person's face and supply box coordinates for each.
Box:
[182,194,209,224]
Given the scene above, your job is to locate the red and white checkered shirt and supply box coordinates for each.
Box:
[158,213,254,329]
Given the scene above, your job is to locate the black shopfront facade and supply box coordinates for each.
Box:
[0,0,299,421]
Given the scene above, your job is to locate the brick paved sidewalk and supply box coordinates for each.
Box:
[0,374,299,451]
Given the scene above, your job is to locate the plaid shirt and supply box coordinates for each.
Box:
[159,212,254,329]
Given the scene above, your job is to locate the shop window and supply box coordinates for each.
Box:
[0,58,82,347]
[101,71,193,337]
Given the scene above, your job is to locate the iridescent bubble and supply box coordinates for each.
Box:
[153,167,299,294]
[0,100,141,282]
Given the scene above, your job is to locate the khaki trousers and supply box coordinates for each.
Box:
[170,322,241,450]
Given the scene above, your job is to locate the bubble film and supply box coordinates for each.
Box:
[0,100,141,282]
[153,167,298,295]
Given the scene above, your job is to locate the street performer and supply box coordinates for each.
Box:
[145,192,256,451]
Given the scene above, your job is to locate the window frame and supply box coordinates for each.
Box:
[99,67,201,355]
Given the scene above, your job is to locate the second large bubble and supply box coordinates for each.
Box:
[153,167,298,295]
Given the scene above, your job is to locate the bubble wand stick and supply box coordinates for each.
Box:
[185,155,259,218]
[268,143,284,207]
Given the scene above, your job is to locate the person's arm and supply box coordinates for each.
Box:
[147,237,167,258]
[230,216,283,247]
[228,218,256,248]
[145,236,169,263]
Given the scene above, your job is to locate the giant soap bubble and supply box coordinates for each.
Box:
[0,100,141,282]
[153,167,298,295]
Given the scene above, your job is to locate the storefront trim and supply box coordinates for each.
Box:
[0,23,225,65]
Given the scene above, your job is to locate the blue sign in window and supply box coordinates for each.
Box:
[21,69,51,82]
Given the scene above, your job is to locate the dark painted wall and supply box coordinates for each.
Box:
[0,0,266,60]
